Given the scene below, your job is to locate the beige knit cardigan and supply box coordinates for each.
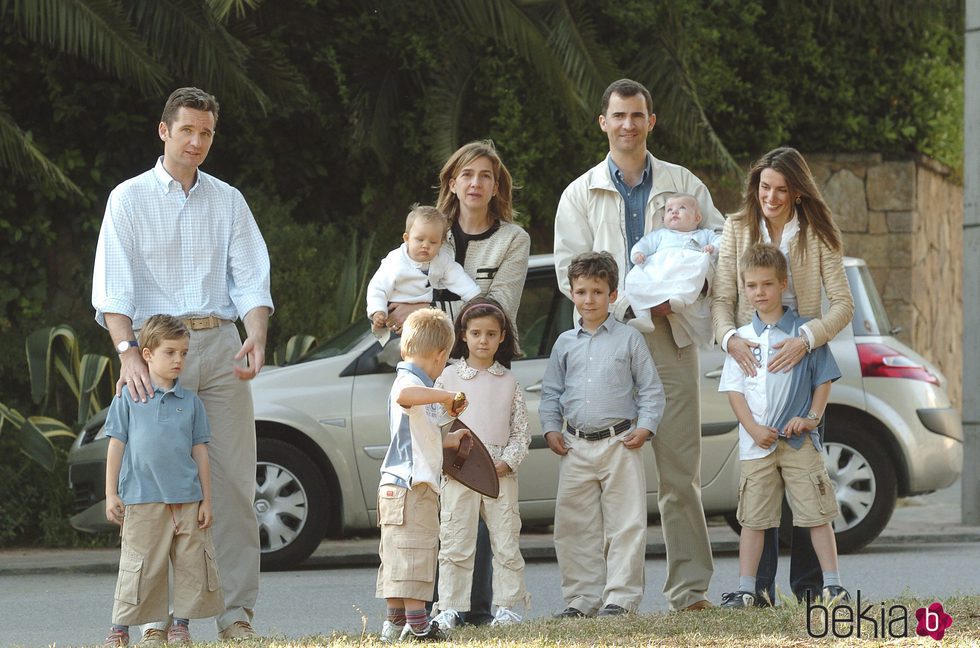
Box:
[711,214,854,348]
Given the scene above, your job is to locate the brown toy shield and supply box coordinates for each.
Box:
[442,418,500,498]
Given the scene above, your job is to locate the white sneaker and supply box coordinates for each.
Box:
[627,316,656,333]
[491,607,522,626]
[430,609,461,630]
[379,620,404,643]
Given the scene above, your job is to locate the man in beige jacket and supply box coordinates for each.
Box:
[553,78,722,612]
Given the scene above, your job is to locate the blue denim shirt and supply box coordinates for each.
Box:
[607,156,653,269]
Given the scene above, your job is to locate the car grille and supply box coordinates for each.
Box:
[69,462,105,513]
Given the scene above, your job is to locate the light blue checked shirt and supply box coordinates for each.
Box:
[92,158,273,329]
[540,315,665,435]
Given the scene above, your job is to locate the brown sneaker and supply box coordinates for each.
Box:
[218,621,257,640]
[104,628,129,647]
[166,624,191,644]
[137,628,167,645]
[682,600,715,611]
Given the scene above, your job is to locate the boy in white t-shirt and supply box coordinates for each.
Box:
[717,244,847,608]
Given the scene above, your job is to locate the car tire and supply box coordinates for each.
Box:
[255,438,331,571]
[821,425,897,554]
[722,426,897,554]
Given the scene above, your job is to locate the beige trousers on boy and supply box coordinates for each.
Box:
[553,431,647,615]
[645,316,714,610]
[436,475,528,612]
[112,502,224,625]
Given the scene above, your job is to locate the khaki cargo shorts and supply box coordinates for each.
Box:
[375,483,439,601]
[737,437,839,530]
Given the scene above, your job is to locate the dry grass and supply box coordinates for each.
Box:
[250,594,980,647]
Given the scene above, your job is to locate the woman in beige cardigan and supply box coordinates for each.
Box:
[711,146,854,605]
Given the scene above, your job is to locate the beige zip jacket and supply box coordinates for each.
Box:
[554,152,724,346]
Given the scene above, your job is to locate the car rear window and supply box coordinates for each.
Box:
[847,265,894,336]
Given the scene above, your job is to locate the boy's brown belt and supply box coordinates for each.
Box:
[565,419,632,441]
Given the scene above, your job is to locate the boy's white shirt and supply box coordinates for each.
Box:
[718,320,792,461]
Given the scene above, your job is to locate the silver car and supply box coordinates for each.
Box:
[67,254,963,570]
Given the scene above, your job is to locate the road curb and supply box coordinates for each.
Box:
[4,531,978,577]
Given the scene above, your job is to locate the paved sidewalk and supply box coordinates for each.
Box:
[2,480,976,575]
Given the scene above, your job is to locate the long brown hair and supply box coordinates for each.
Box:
[436,140,515,225]
[449,297,520,368]
[739,147,842,257]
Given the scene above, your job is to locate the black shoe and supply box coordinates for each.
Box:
[400,620,445,641]
[596,604,628,617]
[720,591,755,608]
[822,586,851,603]
[555,607,587,618]
[754,591,774,608]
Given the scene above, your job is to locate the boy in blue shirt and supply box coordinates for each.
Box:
[540,251,664,617]
[717,244,848,608]
[103,315,223,646]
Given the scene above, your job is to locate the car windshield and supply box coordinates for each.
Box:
[847,265,894,336]
[298,320,371,362]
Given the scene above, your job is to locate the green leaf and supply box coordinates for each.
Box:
[0,112,83,195]
[0,403,67,472]
[78,353,111,425]
[282,335,317,365]
[26,325,81,406]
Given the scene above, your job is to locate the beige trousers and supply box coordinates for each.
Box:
[435,475,527,611]
[645,316,715,610]
[375,484,440,601]
[179,323,259,630]
[553,431,647,614]
[112,503,224,625]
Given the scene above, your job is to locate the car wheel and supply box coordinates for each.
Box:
[821,425,897,554]
[255,438,330,570]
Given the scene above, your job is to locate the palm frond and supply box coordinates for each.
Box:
[205,0,260,22]
[3,0,168,93]
[540,0,618,111]
[443,0,584,114]
[0,111,83,195]
[126,0,270,111]
[425,61,477,163]
[631,9,741,177]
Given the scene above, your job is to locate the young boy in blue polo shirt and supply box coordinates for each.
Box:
[103,315,223,646]
[718,244,848,608]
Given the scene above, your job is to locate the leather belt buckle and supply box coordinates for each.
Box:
[182,315,225,331]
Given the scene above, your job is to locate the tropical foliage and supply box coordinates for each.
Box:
[0,0,965,546]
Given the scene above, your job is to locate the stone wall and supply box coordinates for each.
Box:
[807,153,963,406]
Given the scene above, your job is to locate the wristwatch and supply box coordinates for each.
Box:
[806,410,821,424]
[116,340,139,354]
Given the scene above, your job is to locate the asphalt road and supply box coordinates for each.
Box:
[3,539,979,647]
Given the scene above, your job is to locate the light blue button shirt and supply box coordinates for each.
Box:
[104,380,211,504]
[92,157,274,329]
[540,315,665,434]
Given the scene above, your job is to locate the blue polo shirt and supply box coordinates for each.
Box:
[104,380,211,504]
[718,307,841,460]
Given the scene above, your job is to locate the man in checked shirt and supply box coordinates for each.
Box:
[92,87,272,641]
[540,251,665,619]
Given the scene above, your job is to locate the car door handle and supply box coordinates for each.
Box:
[525,382,542,393]
[704,368,723,379]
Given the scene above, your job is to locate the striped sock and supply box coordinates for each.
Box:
[386,607,406,626]
[405,608,430,634]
